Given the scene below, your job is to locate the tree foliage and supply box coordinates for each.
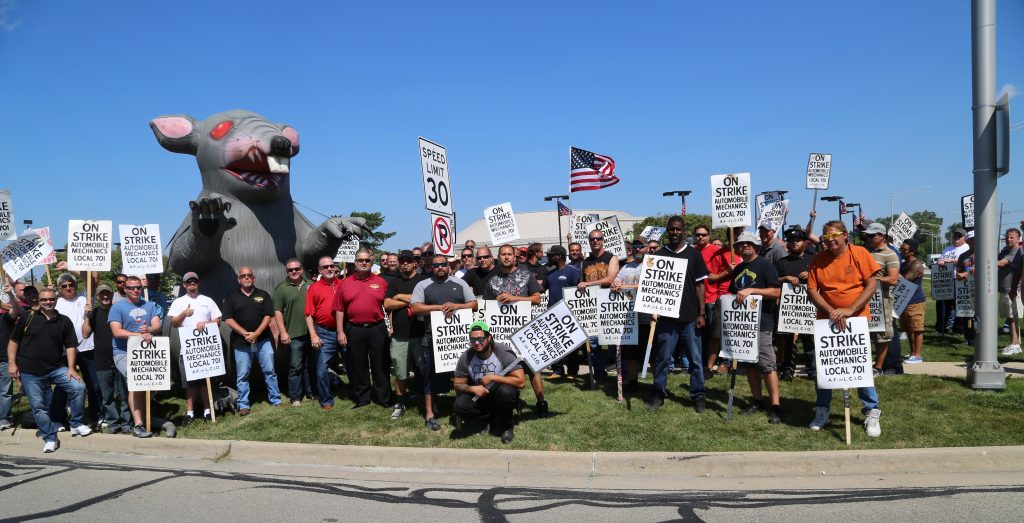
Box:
[346,211,395,253]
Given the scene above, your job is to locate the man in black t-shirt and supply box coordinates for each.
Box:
[222,266,281,414]
[462,246,498,296]
[577,229,620,382]
[775,227,816,379]
[649,216,709,412]
[383,250,428,420]
[729,232,783,424]
[0,281,33,431]
[82,285,131,434]
[9,288,91,452]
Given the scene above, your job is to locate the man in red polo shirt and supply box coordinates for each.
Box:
[335,247,392,409]
[305,256,343,410]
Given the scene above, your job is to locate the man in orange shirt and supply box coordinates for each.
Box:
[805,220,883,437]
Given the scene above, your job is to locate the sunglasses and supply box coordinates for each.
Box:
[39,297,56,303]
[125,285,143,291]
[354,258,372,263]
[694,233,709,237]
[287,267,303,272]
[476,255,492,260]
[59,283,76,289]
[184,279,199,284]
[821,232,844,241]
[589,237,604,242]
[319,265,336,270]
[238,274,255,279]
[115,280,127,285]
[432,263,448,268]
[469,336,487,344]
[462,254,473,258]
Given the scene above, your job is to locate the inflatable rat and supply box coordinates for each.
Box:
[150,109,367,303]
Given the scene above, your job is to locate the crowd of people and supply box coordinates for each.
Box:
[0,210,1006,453]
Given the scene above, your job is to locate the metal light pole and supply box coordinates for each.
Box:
[23,219,34,285]
[820,196,845,221]
[663,190,692,230]
[544,194,570,247]
[889,185,929,224]
[969,0,1005,389]
[846,203,861,231]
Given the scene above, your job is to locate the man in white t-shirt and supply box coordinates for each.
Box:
[168,272,222,425]
[52,273,100,428]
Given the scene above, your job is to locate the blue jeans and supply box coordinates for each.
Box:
[587,336,607,381]
[287,335,316,402]
[21,367,86,442]
[314,325,339,407]
[96,368,131,430]
[815,386,879,413]
[234,339,281,409]
[50,350,102,426]
[0,362,12,423]
[653,320,704,400]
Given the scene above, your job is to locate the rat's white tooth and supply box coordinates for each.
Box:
[268,156,290,174]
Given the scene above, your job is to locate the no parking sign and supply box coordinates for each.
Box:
[431,212,456,256]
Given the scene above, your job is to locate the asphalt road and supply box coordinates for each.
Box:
[1,450,1021,522]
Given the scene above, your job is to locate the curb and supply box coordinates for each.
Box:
[3,431,1022,479]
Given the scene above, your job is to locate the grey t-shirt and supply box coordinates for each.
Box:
[454,342,522,386]
[998,245,1022,293]
[758,239,788,266]
[411,276,475,328]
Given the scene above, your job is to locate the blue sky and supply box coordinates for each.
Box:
[0,1,1021,254]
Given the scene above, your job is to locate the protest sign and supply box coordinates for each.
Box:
[891,276,919,317]
[710,173,752,228]
[1,232,53,281]
[867,286,886,332]
[955,276,974,318]
[596,288,638,345]
[814,317,873,389]
[484,202,520,244]
[119,224,164,275]
[931,263,955,300]
[572,213,599,255]
[562,286,599,336]
[758,199,789,233]
[588,216,626,258]
[778,283,816,335]
[887,212,917,248]
[430,309,473,373]
[419,137,453,216]
[431,212,456,256]
[634,254,688,318]
[33,227,56,265]
[718,294,761,362]
[334,239,358,263]
[67,220,112,272]
[479,300,531,344]
[127,336,171,391]
[511,299,588,373]
[806,153,832,190]
[0,189,15,240]
[640,226,665,241]
[961,194,975,229]
[179,325,226,381]
[531,291,549,319]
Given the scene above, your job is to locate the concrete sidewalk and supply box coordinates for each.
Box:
[900,361,1024,379]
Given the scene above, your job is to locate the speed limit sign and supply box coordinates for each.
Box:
[419,137,453,216]
[431,212,456,256]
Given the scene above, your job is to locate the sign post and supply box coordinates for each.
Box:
[119,224,164,275]
[418,137,453,216]
[961,194,975,229]
[0,189,15,241]
[587,216,627,258]
[1,232,53,281]
[719,294,762,421]
[887,212,918,247]
[430,212,456,257]
[814,317,874,445]
[510,300,589,374]
[484,202,520,245]
[128,336,171,432]
[563,286,599,389]
[710,173,752,228]
[429,309,473,373]
[806,153,832,212]
[179,325,227,423]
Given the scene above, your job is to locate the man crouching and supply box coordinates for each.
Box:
[452,321,524,444]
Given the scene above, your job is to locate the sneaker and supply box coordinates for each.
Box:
[1001,344,1022,356]
[425,417,441,431]
[809,406,829,430]
[646,395,664,411]
[322,405,334,412]
[694,399,706,414]
[204,413,212,422]
[120,425,134,435]
[238,408,251,416]
[43,440,59,453]
[291,400,302,407]
[872,367,884,377]
[500,427,515,444]
[768,406,783,424]
[536,400,550,419]
[132,424,153,438]
[390,403,406,420]
[56,426,67,432]
[0,420,12,431]
[70,424,92,437]
[181,414,195,427]
[864,409,882,437]
[904,356,923,364]
[741,401,762,415]
[104,425,120,435]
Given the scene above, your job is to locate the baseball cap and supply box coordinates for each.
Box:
[863,222,887,236]
[735,231,758,245]
[546,245,567,257]
[95,284,113,295]
[953,228,967,237]
[783,227,808,242]
[398,249,416,260]
[182,271,199,282]
[469,320,490,333]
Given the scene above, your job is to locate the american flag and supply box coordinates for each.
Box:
[839,200,849,215]
[570,147,619,193]
[681,194,687,217]
[557,201,572,216]
[855,208,866,227]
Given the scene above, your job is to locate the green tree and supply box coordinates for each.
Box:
[630,213,733,243]
[874,210,944,258]
[345,211,395,253]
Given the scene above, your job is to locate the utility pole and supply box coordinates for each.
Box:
[662,191,691,230]
[968,0,1005,389]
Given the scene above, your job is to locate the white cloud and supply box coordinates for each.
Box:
[999,83,1018,99]
[0,0,21,32]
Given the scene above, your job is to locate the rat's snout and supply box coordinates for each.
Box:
[270,135,294,157]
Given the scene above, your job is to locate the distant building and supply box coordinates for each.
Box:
[457,209,648,249]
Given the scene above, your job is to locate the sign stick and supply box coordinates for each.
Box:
[86,272,92,303]
[145,390,151,432]
[144,287,149,302]
[725,359,738,422]
[812,188,819,212]
[585,339,596,390]
[641,317,657,379]
[843,388,852,446]
[0,262,7,287]
[206,377,216,423]
[615,344,623,402]
[45,265,53,287]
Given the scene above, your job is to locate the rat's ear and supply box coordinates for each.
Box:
[149,115,199,156]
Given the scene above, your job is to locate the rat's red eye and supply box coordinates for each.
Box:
[210,121,233,140]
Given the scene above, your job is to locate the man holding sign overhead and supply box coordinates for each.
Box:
[805,220,883,437]
[168,272,222,425]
